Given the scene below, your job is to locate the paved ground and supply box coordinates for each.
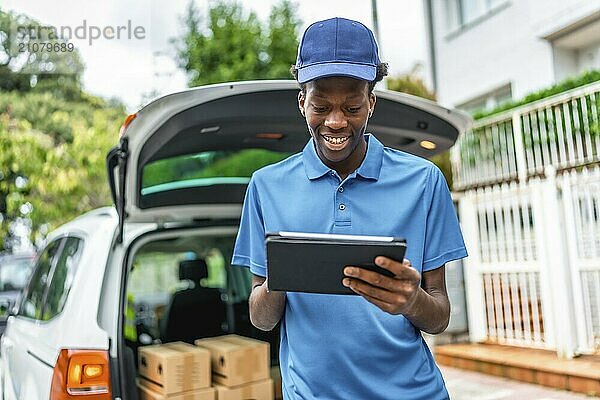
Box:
[440,365,597,400]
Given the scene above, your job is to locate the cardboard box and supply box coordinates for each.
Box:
[214,379,274,400]
[137,378,216,400]
[270,366,282,400]
[195,335,269,387]
[139,341,211,394]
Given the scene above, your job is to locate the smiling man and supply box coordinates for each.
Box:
[299,77,372,179]
[232,17,467,400]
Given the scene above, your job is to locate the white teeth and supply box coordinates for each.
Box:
[324,136,349,145]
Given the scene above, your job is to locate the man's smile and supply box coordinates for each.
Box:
[322,134,351,146]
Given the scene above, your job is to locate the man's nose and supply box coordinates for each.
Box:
[324,109,348,130]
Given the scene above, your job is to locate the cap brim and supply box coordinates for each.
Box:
[297,62,376,84]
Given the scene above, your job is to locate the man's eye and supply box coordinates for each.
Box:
[313,106,328,113]
[347,107,361,113]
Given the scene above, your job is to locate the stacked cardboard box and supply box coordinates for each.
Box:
[137,341,216,400]
[195,335,274,400]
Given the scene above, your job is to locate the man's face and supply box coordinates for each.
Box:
[299,77,376,166]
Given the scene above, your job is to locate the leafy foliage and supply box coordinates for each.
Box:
[175,0,301,86]
[473,69,600,120]
[0,8,85,100]
[265,1,301,79]
[386,69,454,188]
[0,92,102,144]
[0,92,125,250]
[0,8,125,251]
[386,73,437,102]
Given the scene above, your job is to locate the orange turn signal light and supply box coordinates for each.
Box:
[84,364,104,379]
[51,349,111,399]
[119,113,137,138]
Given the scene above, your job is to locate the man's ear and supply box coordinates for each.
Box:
[298,91,306,116]
[369,93,376,117]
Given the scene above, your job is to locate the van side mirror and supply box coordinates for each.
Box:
[0,299,16,318]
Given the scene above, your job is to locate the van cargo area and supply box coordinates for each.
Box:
[119,227,280,399]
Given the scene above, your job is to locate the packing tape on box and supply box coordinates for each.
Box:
[240,383,254,398]
[183,349,194,391]
[182,391,198,400]
[164,343,195,392]
[239,347,260,381]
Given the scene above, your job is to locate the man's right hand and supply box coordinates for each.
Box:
[249,274,286,331]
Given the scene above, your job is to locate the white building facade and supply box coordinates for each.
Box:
[424,0,600,112]
[425,1,600,358]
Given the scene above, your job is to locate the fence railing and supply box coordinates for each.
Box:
[460,166,600,356]
[482,271,545,347]
[475,184,536,264]
[558,167,600,354]
[460,182,551,350]
[452,81,600,190]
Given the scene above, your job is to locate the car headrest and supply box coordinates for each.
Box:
[179,259,208,282]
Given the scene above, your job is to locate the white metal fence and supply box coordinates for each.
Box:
[452,81,600,189]
[482,271,544,347]
[453,82,600,357]
[460,182,554,351]
[559,167,600,354]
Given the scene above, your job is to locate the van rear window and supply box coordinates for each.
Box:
[141,149,291,195]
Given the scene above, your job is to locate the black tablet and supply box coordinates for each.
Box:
[266,231,407,295]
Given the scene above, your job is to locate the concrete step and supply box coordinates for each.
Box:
[434,343,600,397]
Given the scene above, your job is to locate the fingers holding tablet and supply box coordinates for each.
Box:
[374,257,420,280]
[343,258,422,315]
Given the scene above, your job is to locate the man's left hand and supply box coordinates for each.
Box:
[342,257,422,315]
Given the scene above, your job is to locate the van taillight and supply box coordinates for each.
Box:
[119,113,137,138]
[51,349,111,399]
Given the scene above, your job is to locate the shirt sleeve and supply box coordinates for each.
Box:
[231,176,267,277]
[422,166,468,272]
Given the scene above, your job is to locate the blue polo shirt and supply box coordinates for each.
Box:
[232,134,467,400]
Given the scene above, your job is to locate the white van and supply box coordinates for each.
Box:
[0,80,470,400]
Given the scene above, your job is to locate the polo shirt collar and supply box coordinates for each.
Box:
[357,134,384,180]
[302,133,384,181]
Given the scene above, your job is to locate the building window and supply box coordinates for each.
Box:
[456,83,512,115]
[552,38,600,82]
[447,0,509,32]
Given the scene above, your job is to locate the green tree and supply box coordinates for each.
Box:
[0,8,124,250]
[265,1,301,79]
[0,8,85,99]
[178,1,263,86]
[0,92,125,251]
[175,0,301,86]
[386,68,454,188]
[386,66,437,102]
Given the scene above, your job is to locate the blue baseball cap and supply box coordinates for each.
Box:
[295,17,380,84]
